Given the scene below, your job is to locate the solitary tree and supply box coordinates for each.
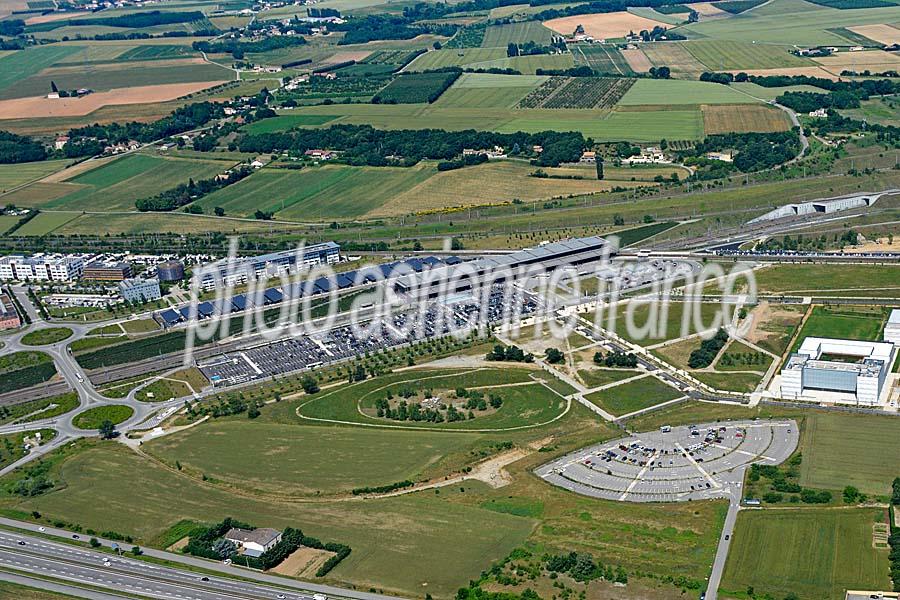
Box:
[595,157,604,180]
[98,420,117,440]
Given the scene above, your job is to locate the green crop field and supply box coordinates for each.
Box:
[721,507,891,600]
[499,108,704,140]
[0,160,73,192]
[407,47,508,70]
[754,263,900,296]
[42,154,233,212]
[434,72,546,108]
[481,20,554,47]
[571,43,634,75]
[1,62,228,100]
[147,421,493,495]
[373,71,459,103]
[682,40,813,71]
[791,305,889,349]
[116,44,197,61]
[798,412,900,495]
[0,215,18,234]
[584,376,682,416]
[241,114,339,134]
[0,46,83,95]
[197,163,435,219]
[683,0,900,46]
[618,79,762,105]
[12,212,81,236]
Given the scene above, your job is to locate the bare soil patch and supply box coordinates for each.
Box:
[0,82,225,119]
[727,66,838,80]
[166,536,190,552]
[621,47,653,72]
[321,50,373,64]
[848,24,900,45]
[686,2,729,17]
[544,11,669,40]
[814,49,900,75]
[702,104,791,134]
[271,547,336,577]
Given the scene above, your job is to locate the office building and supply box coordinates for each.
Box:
[119,278,161,303]
[0,255,84,282]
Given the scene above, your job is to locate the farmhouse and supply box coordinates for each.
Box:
[54,136,69,150]
[305,149,336,160]
[225,528,283,558]
[579,151,596,164]
[780,337,896,406]
[809,108,828,118]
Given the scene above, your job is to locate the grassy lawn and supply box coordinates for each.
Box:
[296,368,566,430]
[120,318,160,334]
[241,114,339,134]
[20,327,74,346]
[0,580,81,599]
[584,376,682,416]
[146,420,497,496]
[721,507,891,600]
[790,305,888,352]
[691,371,762,393]
[577,368,637,388]
[0,45,82,94]
[12,212,81,236]
[754,264,900,297]
[799,411,900,496]
[682,40,811,71]
[481,21,554,47]
[72,405,134,430]
[0,160,73,192]
[613,301,729,345]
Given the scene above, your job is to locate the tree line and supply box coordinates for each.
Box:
[237,124,586,167]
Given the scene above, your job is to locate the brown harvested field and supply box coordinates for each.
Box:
[0,0,27,18]
[270,547,336,578]
[0,82,226,120]
[641,42,707,76]
[686,2,730,17]
[544,11,669,39]
[321,50,373,64]
[814,49,900,75]
[621,48,653,72]
[702,104,791,134]
[0,182,84,207]
[848,24,900,45]
[25,10,92,24]
[370,161,646,217]
[727,66,838,80]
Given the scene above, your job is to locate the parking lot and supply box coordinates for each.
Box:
[535,420,799,502]
[199,285,539,386]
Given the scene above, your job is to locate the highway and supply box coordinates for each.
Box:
[0,519,401,600]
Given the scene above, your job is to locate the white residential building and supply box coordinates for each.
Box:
[224,528,282,558]
[0,255,84,282]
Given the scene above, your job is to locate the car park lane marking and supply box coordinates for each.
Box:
[619,449,661,501]
[675,442,720,489]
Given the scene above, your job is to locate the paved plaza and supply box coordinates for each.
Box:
[535,420,799,502]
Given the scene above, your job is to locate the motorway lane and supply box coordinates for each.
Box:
[0,570,129,600]
[0,531,312,600]
[0,518,401,600]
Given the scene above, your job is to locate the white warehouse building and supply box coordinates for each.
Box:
[781,337,896,406]
[885,309,900,346]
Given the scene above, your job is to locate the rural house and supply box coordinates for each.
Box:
[224,528,283,558]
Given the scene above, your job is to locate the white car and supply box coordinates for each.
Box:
[38,527,45,532]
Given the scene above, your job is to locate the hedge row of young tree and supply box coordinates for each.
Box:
[135,166,252,212]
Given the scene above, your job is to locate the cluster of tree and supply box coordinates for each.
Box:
[437,151,489,171]
[809,110,900,145]
[749,462,833,504]
[758,231,861,252]
[458,388,504,410]
[330,14,454,45]
[0,19,24,36]
[776,90,860,113]
[193,35,306,59]
[375,396,472,422]
[841,485,868,504]
[307,7,341,17]
[593,351,638,368]
[544,348,564,364]
[535,65,595,77]
[648,65,671,79]
[188,395,250,419]
[68,101,224,148]
[351,480,414,495]
[64,29,216,41]
[506,39,565,57]
[30,10,204,32]
[892,477,900,505]
[718,351,768,367]
[486,344,534,362]
[687,328,729,368]
[544,551,628,584]
[10,461,53,498]
[237,124,586,167]
[638,25,683,41]
[135,167,252,212]
[701,71,900,97]
[687,130,800,174]
[0,130,47,164]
